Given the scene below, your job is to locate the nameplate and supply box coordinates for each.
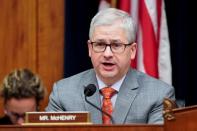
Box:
[25,111,91,124]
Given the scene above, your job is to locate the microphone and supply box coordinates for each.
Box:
[84,84,115,124]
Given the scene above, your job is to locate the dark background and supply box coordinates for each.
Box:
[64,0,197,106]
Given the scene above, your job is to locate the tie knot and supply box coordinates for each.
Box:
[100,87,116,99]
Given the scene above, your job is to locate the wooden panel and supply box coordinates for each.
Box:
[0,0,37,115]
[37,0,64,111]
[0,124,164,131]
[0,0,64,115]
[0,0,37,79]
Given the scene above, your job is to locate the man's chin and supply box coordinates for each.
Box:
[100,71,117,78]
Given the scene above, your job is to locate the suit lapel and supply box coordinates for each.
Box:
[80,70,102,124]
[113,69,139,124]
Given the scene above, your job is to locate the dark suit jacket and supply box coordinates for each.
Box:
[0,115,12,125]
[46,68,175,124]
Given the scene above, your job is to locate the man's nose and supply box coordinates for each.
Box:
[103,46,113,57]
[16,117,25,125]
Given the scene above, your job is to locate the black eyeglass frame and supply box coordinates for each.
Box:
[89,41,133,53]
[6,110,26,121]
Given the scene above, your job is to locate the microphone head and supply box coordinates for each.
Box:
[84,84,96,97]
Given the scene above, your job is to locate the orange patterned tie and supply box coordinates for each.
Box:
[100,87,117,124]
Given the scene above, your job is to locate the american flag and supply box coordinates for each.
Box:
[99,0,172,84]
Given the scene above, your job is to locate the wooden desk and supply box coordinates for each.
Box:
[1,99,197,131]
[0,124,164,131]
[164,105,197,131]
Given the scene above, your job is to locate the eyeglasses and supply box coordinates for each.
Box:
[6,110,25,121]
[90,41,132,53]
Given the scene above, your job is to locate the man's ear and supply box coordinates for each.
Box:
[87,40,92,57]
[87,40,91,45]
[130,42,137,59]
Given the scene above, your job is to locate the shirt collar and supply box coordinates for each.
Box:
[96,75,126,92]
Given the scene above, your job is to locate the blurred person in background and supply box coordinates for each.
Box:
[0,68,46,125]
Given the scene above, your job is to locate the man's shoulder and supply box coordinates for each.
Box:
[54,69,95,88]
[129,69,175,100]
[131,69,173,89]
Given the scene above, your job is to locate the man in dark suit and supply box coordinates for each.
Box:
[46,8,175,124]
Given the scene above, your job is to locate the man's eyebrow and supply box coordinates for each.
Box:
[94,39,106,42]
[110,39,122,43]
[94,39,122,43]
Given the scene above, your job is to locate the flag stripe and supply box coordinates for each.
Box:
[156,0,162,42]
[118,0,131,12]
[139,0,158,77]
[158,0,172,84]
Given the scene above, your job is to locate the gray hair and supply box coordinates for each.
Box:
[89,8,136,43]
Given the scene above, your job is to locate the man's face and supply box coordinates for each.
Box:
[88,25,137,85]
[5,97,37,125]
